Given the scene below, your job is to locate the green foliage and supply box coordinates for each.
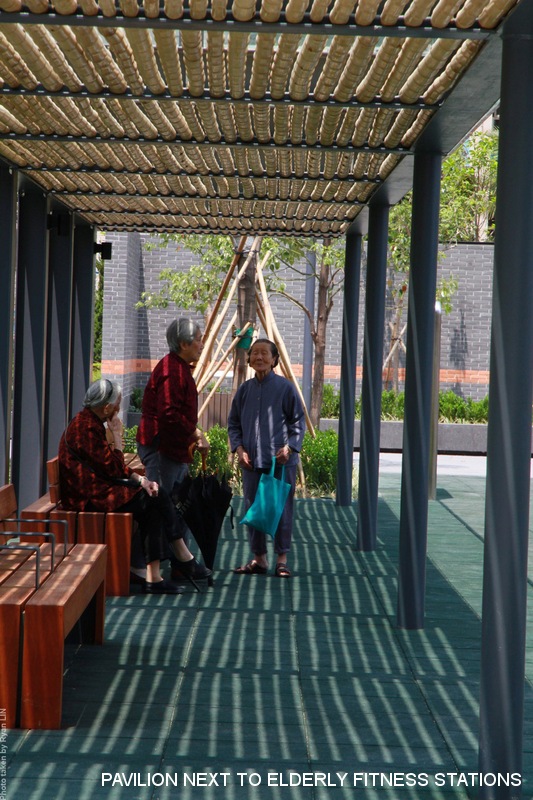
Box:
[318,387,489,423]
[123,425,138,453]
[190,425,232,478]
[92,363,101,381]
[299,430,338,494]
[320,384,341,418]
[437,391,489,423]
[93,257,104,363]
[380,390,405,420]
[129,387,144,412]
[440,131,498,243]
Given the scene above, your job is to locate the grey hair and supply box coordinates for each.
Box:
[166,318,201,354]
[83,379,122,409]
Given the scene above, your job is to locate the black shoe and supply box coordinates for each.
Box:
[144,578,184,595]
[178,558,212,580]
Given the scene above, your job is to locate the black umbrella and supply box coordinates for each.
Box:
[171,458,232,585]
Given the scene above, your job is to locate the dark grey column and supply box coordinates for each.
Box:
[336,230,362,506]
[357,203,389,550]
[44,209,74,462]
[478,17,533,798]
[0,165,17,486]
[397,151,441,630]
[302,250,316,411]
[11,181,49,509]
[70,222,96,417]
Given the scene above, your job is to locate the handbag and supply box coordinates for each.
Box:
[240,458,291,538]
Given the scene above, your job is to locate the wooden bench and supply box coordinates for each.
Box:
[19,458,134,597]
[0,483,107,729]
[20,542,107,729]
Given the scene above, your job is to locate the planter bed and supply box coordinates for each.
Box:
[319,419,498,456]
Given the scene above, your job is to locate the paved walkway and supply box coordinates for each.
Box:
[4,458,533,800]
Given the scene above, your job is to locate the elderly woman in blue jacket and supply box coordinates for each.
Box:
[228,339,305,578]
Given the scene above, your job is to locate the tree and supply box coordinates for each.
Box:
[439,130,498,243]
[383,129,497,389]
[93,255,104,364]
[136,234,345,425]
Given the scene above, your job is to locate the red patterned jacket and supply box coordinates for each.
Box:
[58,407,140,511]
[136,352,198,464]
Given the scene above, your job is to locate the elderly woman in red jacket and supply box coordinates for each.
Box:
[136,319,210,576]
[58,379,211,594]
[136,318,209,492]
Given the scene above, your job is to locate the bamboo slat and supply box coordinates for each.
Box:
[228,32,249,99]
[399,39,460,103]
[313,36,352,102]
[356,38,404,102]
[181,30,206,97]
[153,32,183,95]
[73,27,128,93]
[334,37,378,103]
[289,35,328,102]
[249,33,276,99]
[1,23,63,91]
[270,34,301,100]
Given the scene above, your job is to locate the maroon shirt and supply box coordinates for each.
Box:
[136,352,198,463]
[58,407,139,511]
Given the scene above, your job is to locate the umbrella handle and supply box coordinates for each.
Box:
[188,441,208,473]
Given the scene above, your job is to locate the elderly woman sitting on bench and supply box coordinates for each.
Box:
[58,379,211,594]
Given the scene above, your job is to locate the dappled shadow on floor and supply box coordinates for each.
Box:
[6,491,531,799]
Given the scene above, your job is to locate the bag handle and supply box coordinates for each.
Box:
[271,457,285,482]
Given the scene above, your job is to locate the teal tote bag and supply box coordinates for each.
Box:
[240,458,291,538]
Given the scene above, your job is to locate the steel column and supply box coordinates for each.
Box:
[397,150,441,630]
[44,210,74,462]
[302,250,316,411]
[336,230,362,506]
[357,203,389,549]
[478,19,533,798]
[11,182,49,509]
[70,223,96,416]
[0,166,17,485]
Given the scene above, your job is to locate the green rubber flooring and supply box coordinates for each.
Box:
[4,472,533,799]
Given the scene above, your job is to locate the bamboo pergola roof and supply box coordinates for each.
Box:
[0,0,519,237]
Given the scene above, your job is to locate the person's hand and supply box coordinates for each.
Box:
[192,429,210,455]
[236,446,253,471]
[106,413,124,450]
[135,474,159,496]
[196,436,210,455]
[143,480,159,496]
[275,444,291,465]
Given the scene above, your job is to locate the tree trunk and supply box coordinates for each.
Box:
[232,243,258,392]
[309,255,331,427]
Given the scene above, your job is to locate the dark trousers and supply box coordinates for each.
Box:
[117,487,185,565]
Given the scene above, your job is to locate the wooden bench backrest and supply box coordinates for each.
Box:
[0,484,18,534]
[47,458,61,504]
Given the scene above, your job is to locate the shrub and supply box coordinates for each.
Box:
[320,384,340,418]
[123,425,138,453]
[190,425,232,478]
[129,387,144,412]
[299,429,338,495]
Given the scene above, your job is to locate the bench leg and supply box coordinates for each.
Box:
[20,605,65,729]
[20,582,105,729]
[104,513,132,597]
[0,605,22,728]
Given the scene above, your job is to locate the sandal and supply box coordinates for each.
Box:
[275,563,291,578]
[233,560,268,575]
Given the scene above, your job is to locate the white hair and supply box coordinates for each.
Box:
[83,379,121,408]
